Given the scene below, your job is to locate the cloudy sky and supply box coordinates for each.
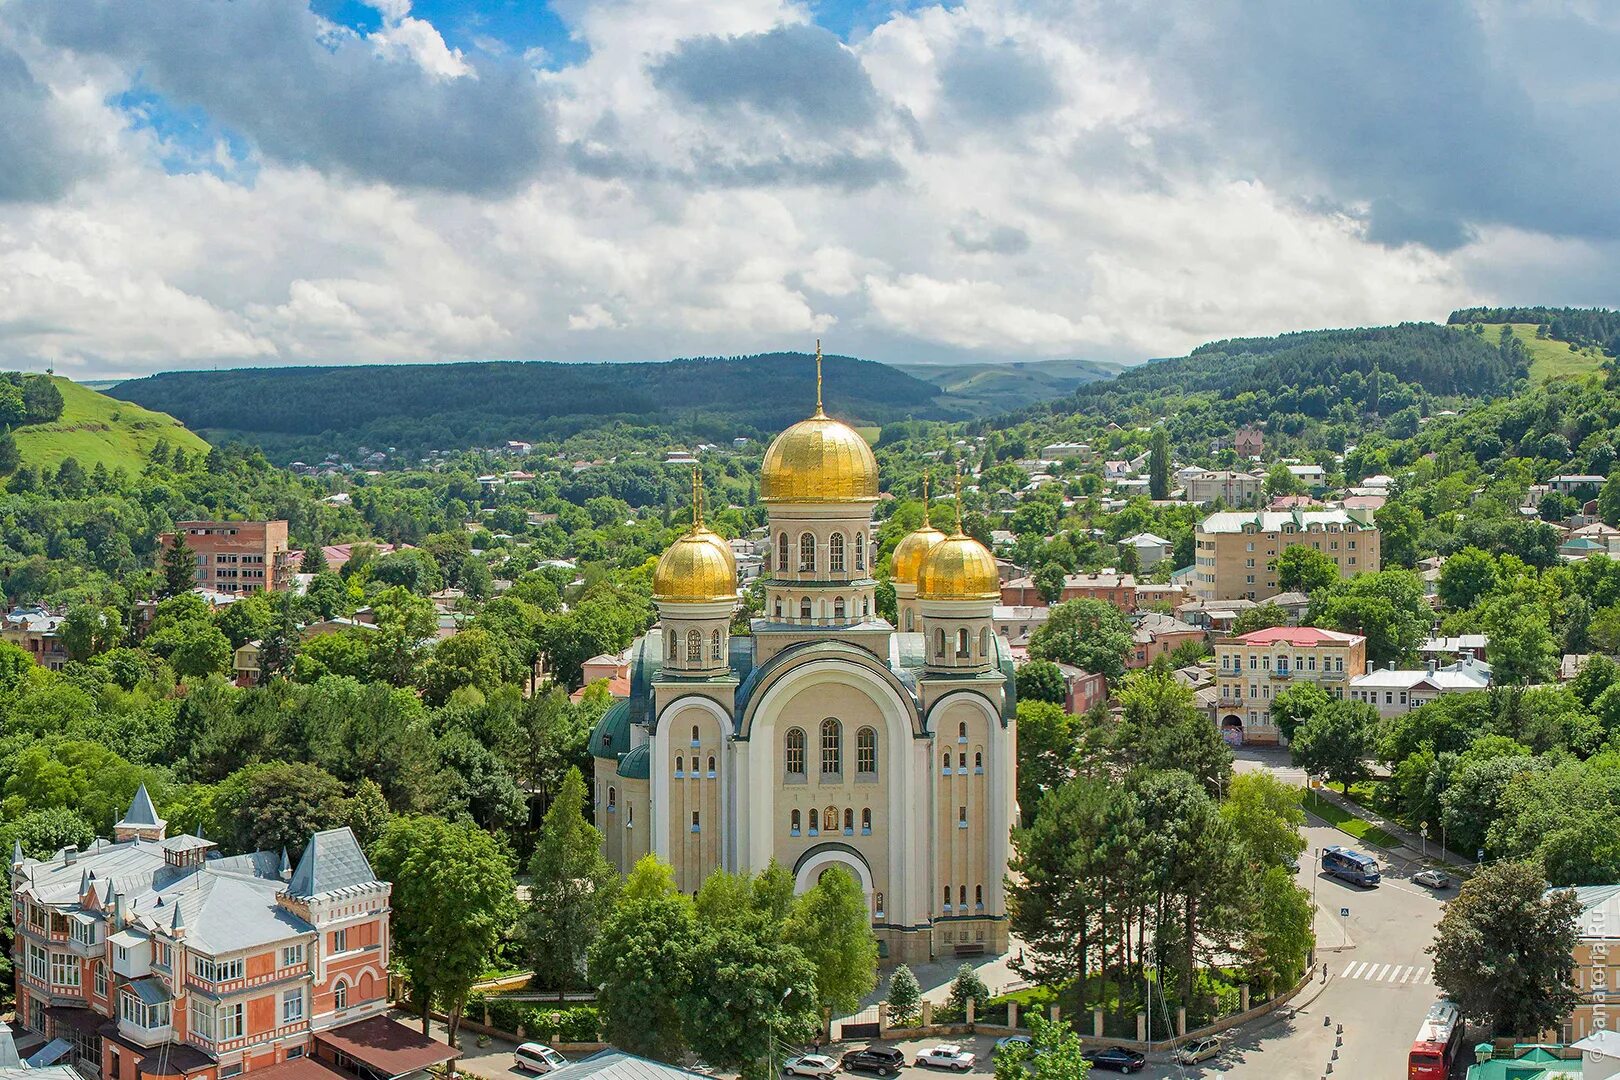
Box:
[0,0,1616,379]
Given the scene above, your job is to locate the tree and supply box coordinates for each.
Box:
[368,586,437,686]
[300,544,329,574]
[1264,463,1305,497]
[0,807,95,860]
[1015,660,1067,705]
[212,761,349,854]
[1275,545,1339,594]
[1599,469,1620,526]
[1438,546,1499,610]
[994,1015,1091,1080]
[1148,428,1170,501]
[1289,699,1378,790]
[1112,667,1232,797]
[886,964,923,1026]
[372,815,517,1047]
[1034,563,1067,605]
[943,962,990,1019]
[1230,602,1290,637]
[1016,700,1077,827]
[525,768,618,992]
[169,622,233,678]
[1310,570,1431,666]
[1242,867,1315,997]
[419,627,507,705]
[1269,682,1330,743]
[1220,772,1307,868]
[785,865,878,1015]
[160,531,197,597]
[588,857,696,1061]
[1479,597,1558,685]
[1028,599,1133,681]
[680,922,818,1080]
[1429,860,1581,1037]
[0,430,18,477]
[60,604,122,662]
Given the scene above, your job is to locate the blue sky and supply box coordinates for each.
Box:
[0,0,1615,378]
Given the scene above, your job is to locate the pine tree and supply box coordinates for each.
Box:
[886,964,922,1025]
[1148,427,1170,500]
[160,531,197,597]
[525,768,619,991]
[300,544,329,574]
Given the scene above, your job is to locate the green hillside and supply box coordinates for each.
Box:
[896,357,1125,414]
[1478,323,1607,382]
[15,377,209,473]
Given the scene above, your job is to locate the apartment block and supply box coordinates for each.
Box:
[11,786,453,1080]
[1556,884,1619,1043]
[1186,471,1263,507]
[1213,626,1367,745]
[159,523,291,594]
[1192,509,1380,601]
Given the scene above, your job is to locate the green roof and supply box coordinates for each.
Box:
[616,744,650,780]
[590,700,634,761]
[1465,1046,1581,1079]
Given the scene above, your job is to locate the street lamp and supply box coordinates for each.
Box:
[769,987,795,1080]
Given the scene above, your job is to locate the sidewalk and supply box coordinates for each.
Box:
[1308,785,1475,869]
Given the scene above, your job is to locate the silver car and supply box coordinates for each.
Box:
[1414,869,1452,889]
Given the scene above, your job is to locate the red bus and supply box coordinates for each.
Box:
[1409,1000,1463,1079]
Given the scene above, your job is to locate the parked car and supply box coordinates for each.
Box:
[784,1055,840,1079]
[916,1046,975,1071]
[514,1045,568,1074]
[993,1036,1032,1052]
[841,1048,906,1077]
[1414,869,1452,890]
[1174,1037,1222,1065]
[1081,1047,1147,1073]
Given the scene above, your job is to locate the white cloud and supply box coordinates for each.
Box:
[0,0,1607,378]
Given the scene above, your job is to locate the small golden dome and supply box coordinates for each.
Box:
[653,526,737,604]
[917,533,1001,601]
[891,524,947,586]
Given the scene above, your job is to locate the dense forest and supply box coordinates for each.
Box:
[1448,306,1620,354]
[109,353,954,462]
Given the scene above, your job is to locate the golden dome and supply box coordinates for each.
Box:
[916,533,1001,601]
[891,524,947,586]
[759,344,879,503]
[653,525,737,604]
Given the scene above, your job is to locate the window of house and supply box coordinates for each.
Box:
[687,629,702,663]
[51,953,80,988]
[286,1048,304,1061]
[834,596,846,619]
[94,963,106,997]
[785,729,806,775]
[800,597,812,620]
[958,721,968,744]
[861,808,872,834]
[333,983,348,1011]
[330,929,347,955]
[975,885,984,911]
[956,628,970,657]
[959,752,967,769]
[675,756,684,777]
[774,599,783,618]
[777,533,789,571]
[799,533,816,572]
[843,809,854,834]
[282,988,304,1023]
[958,806,968,829]
[707,755,716,777]
[935,628,946,657]
[192,956,245,982]
[711,629,723,660]
[942,753,952,774]
[607,787,616,811]
[282,944,304,968]
[691,812,701,834]
[221,1065,243,1079]
[959,885,968,908]
[809,809,820,835]
[943,886,952,911]
[791,810,801,836]
[857,727,877,773]
[821,718,842,774]
[874,891,884,917]
[830,533,845,572]
[974,752,983,774]
[855,533,865,571]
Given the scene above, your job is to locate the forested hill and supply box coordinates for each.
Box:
[1449,306,1620,354]
[108,353,954,461]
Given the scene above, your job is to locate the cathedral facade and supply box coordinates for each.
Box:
[590,368,1016,963]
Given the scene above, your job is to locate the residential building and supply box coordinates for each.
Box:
[1285,463,1326,488]
[1186,471,1263,507]
[1420,634,1488,663]
[1570,522,1620,555]
[1127,612,1204,669]
[992,606,1048,657]
[1192,509,1381,601]
[1040,443,1092,462]
[2,608,68,671]
[1053,664,1108,716]
[1213,626,1367,744]
[1462,1045,1586,1080]
[1256,591,1311,626]
[1133,582,1190,609]
[1348,658,1490,716]
[1550,475,1608,497]
[1554,884,1620,1044]
[999,571,1137,611]
[159,522,291,594]
[1234,427,1264,458]
[10,787,454,1080]
[1176,597,1256,634]
[1120,532,1172,570]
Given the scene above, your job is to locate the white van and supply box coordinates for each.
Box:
[514,1044,568,1074]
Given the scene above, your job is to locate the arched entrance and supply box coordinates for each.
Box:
[1221,714,1245,746]
[793,843,875,907]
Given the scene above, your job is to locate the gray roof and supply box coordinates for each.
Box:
[546,1050,711,1080]
[124,977,171,1006]
[287,827,378,900]
[1199,509,1373,534]
[130,866,312,953]
[118,784,161,828]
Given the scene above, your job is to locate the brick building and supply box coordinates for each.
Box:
[999,570,1137,612]
[11,786,453,1080]
[1556,884,1619,1043]
[159,523,292,594]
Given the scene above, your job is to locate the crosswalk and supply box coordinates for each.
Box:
[1340,960,1433,984]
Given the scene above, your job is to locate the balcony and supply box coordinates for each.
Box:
[110,932,152,979]
[1269,669,1294,680]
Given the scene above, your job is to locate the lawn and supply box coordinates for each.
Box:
[1301,789,1404,850]
[1456,322,1610,382]
[14,377,210,473]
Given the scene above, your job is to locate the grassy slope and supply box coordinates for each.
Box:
[1465,322,1609,382]
[15,377,210,473]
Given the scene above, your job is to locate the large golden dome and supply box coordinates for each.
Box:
[917,533,1001,601]
[653,526,738,604]
[759,345,879,504]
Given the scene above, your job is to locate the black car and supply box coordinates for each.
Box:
[1081,1047,1147,1074]
[840,1048,905,1078]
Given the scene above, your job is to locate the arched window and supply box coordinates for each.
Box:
[934,628,946,658]
[687,629,702,662]
[980,627,991,657]
[959,721,968,743]
[667,632,676,659]
[333,981,348,1010]
[824,804,838,831]
[707,755,716,776]
[774,598,783,618]
[834,596,846,619]
[799,532,816,572]
[959,885,968,908]
[692,725,701,746]
[874,891,884,917]
[800,597,812,620]
[942,753,952,773]
[607,787,617,811]
[675,756,684,776]
[943,886,952,908]
[861,808,872,833]
[821,718,842,774]
[956,628,970,657]
[791,809,801,835]
[712,629,723,660]
[959,752,967,770]
[785,728,806,776]
[855,533,865,571]
[627,804,633,827]
[975,885,983,910]
[829,533,846,572]
[857,727,877,773]
[974,752,983,772]
[809,809,820,834]
[863,597,870,617]
[843,808,854,834]
[777,532,789,572]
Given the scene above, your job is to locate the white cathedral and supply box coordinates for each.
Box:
[590,359,1016,963]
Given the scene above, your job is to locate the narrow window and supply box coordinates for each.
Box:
[774,598,783,618]
[786,728,806,776]
[905,609,914,632]
[942,753,952,774]
[857,727,877,773]
[607,787,616,811]
[843,808,854,834]
[675,755,684,776]
[800,597,812,620]
[711,628,722,660]
[799,532,816,572]
[975,885,983,910]
[691,811,700,833]
[834,596,846,619]
[959,721,968,743]
[980,627,991,657]
[791,810,801,835]
[821,718,842,774]
[935,628,946,658]
[956,628,970,657]
[855,533,865,571]
[809,809,820,834]
[707,755,716,777]
[974,752,983,773]
[943,886,951,909]
[687,629,701,662]
[874,891,884,917]
[830,532,846,572]
[777,532,789,572]
[691,724,700,746]
[861,808,872,834]
[958,805,968,829]
[334,982,348,1010]
[959,885,968,908]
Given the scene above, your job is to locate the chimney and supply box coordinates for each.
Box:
[1426,660,1436,675]
[1387,660,1395,671]
[63,845,79,865]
